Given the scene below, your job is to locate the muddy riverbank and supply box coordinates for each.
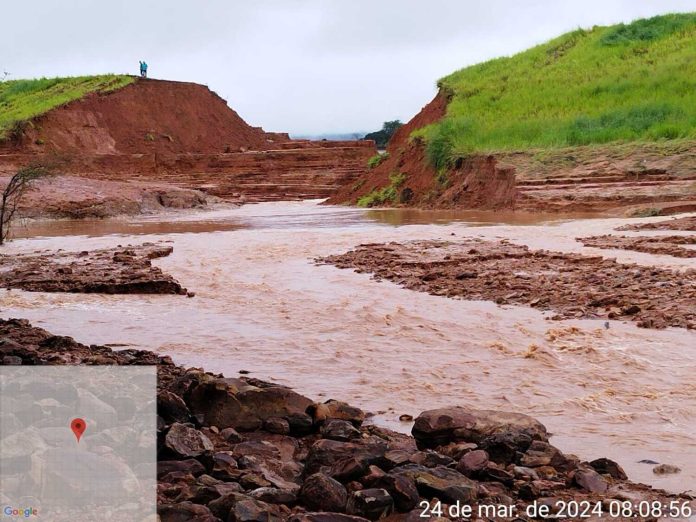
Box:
[1,202,695,494]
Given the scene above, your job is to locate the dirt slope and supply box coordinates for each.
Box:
[3,78,287,154]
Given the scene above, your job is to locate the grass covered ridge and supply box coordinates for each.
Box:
[412,13,696,169]
[0,75,135,140]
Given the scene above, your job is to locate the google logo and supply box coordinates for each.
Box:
[2,506,38,518]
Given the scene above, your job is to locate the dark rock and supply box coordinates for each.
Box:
[249,486,298,504]
[158,390,191,423]
[573,468,608,493]
[518,480,566,500]
[520,441,567,468]
[346,488,393,520]
[412,407,547,449]
[409,450,454,468]
[480,430,533,464]
[331,457,370,482]
[382,450,411,470]
[287,412,314,435]
[264,417,290,435]
[373,474,420,512]
[229,496,283,522]
[159,501,219,522]
[300,473,348,512]
[165,423,214,458]
[2,355,22,365]
[187,377,313,432]
[305,438,387,476]
[456,449,489,477]
[288,514,371,522]
[211,451,240,481]
[589,457,627,480]
[392,464,477,503]
[653,463,681,475]
[309,400,365,427]
[322,419,362,441]
[159,459,206,478]
[221,427,244,443]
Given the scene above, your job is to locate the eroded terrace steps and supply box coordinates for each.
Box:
[516,170,696,212]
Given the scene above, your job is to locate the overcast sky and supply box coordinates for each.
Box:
[3,1,694,135]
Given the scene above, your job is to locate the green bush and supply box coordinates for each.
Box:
[367,152,389,169]
[357,172,407,207]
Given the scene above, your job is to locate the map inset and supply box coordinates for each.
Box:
[0,366,157,521]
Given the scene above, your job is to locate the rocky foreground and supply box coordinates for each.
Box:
[0,243,188,294]
[319,239,695,330]
[0,318,693,521]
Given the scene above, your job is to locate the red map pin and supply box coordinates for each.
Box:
[71,418,87,442]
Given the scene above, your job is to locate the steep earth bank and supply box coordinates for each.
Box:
[1,318,692,521]
[0,79,375,214]
[330,93,696,215]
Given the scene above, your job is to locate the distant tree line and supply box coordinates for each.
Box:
[363,120,403,148]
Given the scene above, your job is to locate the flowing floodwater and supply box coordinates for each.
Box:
[2,201,695,493]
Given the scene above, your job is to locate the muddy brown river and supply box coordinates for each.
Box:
[2,201,695,493]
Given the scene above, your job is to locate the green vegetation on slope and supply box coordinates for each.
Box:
[357,172,407,207]
[412,13,696,170]
[0,75,135,140]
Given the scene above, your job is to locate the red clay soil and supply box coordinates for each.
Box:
[2,79,287,155]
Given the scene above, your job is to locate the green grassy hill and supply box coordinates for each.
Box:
[0,75,134,140]
[413,13,696,170]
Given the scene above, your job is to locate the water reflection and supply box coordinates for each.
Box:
[14,203,602,239]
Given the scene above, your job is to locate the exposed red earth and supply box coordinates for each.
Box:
[329,92,696,215]
[0,79,376,216]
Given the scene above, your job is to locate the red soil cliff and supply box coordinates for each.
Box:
[0,78,375,205]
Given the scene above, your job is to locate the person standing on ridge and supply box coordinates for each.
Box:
[139,60,148,78]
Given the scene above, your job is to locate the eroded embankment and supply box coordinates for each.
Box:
[0,243,187,294]
[330,91,696,214]
[319,239,695,330]
[1,318,692,521]
[0,79,376,214]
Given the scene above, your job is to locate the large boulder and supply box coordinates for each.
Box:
[300,473,348,512]
[391,464,477,503]
[164,423,214,458]
[186,377,312,432]
[412,407,547,449]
